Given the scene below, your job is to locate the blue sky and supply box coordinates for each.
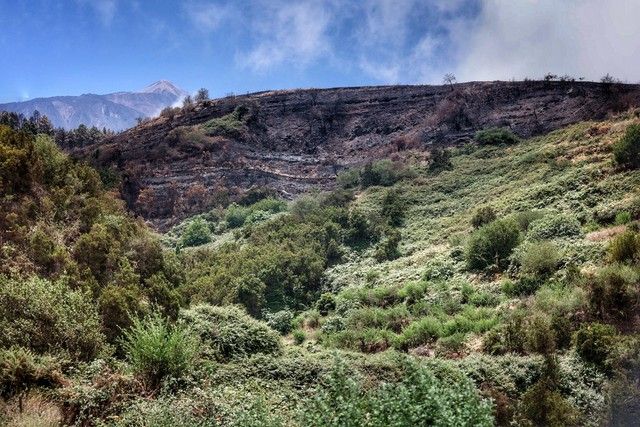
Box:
[1,0,639,102]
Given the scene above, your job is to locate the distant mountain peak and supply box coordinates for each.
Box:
[141,80,187,98]
[0,80,188,131]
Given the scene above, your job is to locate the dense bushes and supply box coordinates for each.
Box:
[0,125,38,194]
[337,159,410,189]
[180,218,212,247]
[527,213,582,240]
[466,219,521,271]
[429,148,453,173]
[266,310,294,335]
[181,201,368,313]
[0,347,63,402]
[586,264,639,321]
[122,314,199,389]
[179,305,281,361]
[381,190,405,227]
[516,241,561,277]
[471,206,496,229]
[0,127,184,352]
[0,277,104,360]
[300,359,493,426]
[223,198,287,229]
[612,123,640,169]
[609,230,640,263]
[474,128,519,145]
[574,323,617,369]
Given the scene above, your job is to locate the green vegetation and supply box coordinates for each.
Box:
[474,127,520,145]
[337,159,412,189]
[612,123,640,168]
[180,217,212,247]
[179,305,281,361]
[4,112,640,425]
[300,359,493,426]
[465,219,520,271]
[203,105,250,138]
[122,314,199,388]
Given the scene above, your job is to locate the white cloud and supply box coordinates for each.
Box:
[453,0,640,83]
[183,0,640,85]
[359,59,400,83]
[184,1,232,33]
[236,1,332,71]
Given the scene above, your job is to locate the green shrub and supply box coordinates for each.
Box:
[225,203,250,228]
[465,219,521,271]
[511,210,546,232]
[587,264,639,321]
[482,310,527,355]
[345,209,378,247]
[0,276,104,360]
[429,147,453,173]
[250,197,287,214]
[609,230,640,263]
[145,272,182,319]
[265,310,294,335]
[615,210,632,225]
[397,316,443,349]
[612,123,640,169]
[528,213,581,240]
[373,230,401,261]
[321,316,346,334]
[245,209,270,225]
[122,313,199,389]
[292,329,306,345]
[345,305,410,333]
[323,328,397,353]
[518,241,560,277]
[360,159,400,188]
[98,284,144,343]
[398,281,429,304]
[0,347,63,402]
[574,322,617,370]
[475,127,519,145]
[524,313,556,355]
[202,105,249,137]
[381,190,405,227]
[423,257,455,281]
[114,397,216,427]
[299,358,493,426]
[303,309,322,329]
[180,218,212,248]
[337,168,360,189]
[471,206,496,229]
[316,293,336,316]
[518,377,579,426]
[436,332,466,355]
[179,304,281,361]
[503,274,544,296]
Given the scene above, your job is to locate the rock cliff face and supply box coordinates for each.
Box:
[80,81,640,230]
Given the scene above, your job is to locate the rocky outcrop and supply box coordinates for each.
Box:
[78,80,640,230]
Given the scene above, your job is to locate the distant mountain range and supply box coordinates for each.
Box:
[0,80,188,131]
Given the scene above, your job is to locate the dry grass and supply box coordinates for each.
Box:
[586,225,627,242]
[1,393,60,427]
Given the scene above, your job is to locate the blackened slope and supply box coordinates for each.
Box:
[83,81,640,229]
